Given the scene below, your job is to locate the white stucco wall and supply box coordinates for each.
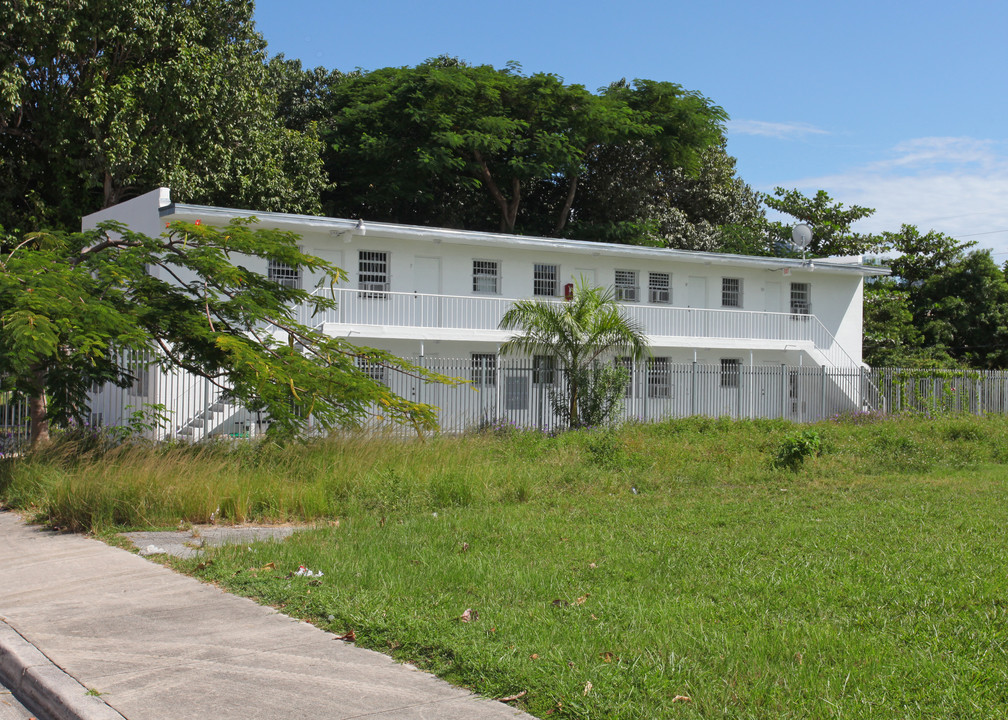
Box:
[84,189,883,369]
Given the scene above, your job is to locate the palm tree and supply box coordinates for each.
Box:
[498,280,649,428]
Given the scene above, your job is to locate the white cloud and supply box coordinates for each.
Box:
[776,136,1008,258]
[727,120,829,140]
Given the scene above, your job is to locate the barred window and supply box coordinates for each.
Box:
[533,264,558,296]
[359,251,389,294]
[647,357,671,398]
[473,260,499,294]
[649,272,671,304]
[790,282,811,315]
[614,270,639,302]
[471,353,497,387]
[356,357,386,385]
[722,278,742,308]
[268,260,301,290]
[533,355,555,385]
[720,358,741,388]
[504,374,529,410]
[618,355,634,398]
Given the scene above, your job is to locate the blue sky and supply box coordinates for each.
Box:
[253,0,1008,257]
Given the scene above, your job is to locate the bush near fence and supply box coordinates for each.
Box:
[5,363,1008,450]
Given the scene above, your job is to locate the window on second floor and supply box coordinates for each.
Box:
[649,272,671,304]
[614,270,639,302]
[533,264,558,296]
[473,260,499,294]
[790,282,811,315]
[722,278,742,308]
[268,259,301,290]
[359,251,389,295]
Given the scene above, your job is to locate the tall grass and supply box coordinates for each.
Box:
[2,413,1007,532]
[3,414,1008,717]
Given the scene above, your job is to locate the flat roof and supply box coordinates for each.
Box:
[161,201,891,277]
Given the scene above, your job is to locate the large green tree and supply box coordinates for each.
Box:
[320,59,729,237]
[0,0,327,235]
[498,282,649,428]
[762,188,880,257]
[0,220,451,447]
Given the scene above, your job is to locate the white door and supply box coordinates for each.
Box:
[687,276,706,307]
[687,276,708,337]
[765,281,781,313]
[573,268,596,288]
[414,256,442,327]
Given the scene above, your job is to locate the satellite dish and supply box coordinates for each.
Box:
[791,223,813,250]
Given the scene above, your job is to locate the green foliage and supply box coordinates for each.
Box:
[762,187,880,257]
[772,429,822,470]
[499,281,649,429]
[7,416,1008,717]
[0,219,455,445]
[0,0,326,235]
[320,58,730,238]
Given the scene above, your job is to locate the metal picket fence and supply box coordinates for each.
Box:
[4,363,1008,450]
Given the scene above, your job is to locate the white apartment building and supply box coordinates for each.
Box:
[83,189,888,437]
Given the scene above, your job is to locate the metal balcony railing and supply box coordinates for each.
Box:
[296,288,862,368]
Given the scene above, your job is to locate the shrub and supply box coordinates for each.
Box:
[773,429,822,470]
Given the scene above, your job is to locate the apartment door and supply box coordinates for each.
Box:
[414,256,442,328]
[764,281,781,313]
[687,276,707,337]
[573,268,596,288]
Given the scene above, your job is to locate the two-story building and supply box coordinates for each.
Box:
[83,188,888,437]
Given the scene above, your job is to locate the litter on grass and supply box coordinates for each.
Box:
[295,565,323,577]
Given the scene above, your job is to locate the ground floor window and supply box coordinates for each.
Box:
[647,357,671,398]
[720,358,741,388]
[471,353,497,387]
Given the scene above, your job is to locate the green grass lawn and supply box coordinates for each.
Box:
[3,414,1008,717]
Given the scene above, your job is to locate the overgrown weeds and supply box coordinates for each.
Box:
[3,414,1008,717]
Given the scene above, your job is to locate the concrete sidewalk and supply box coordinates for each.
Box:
[0,511,531,720]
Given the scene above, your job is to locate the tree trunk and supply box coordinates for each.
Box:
[554,176,578,234]
[472,150,521,234]
[28,366,50,449]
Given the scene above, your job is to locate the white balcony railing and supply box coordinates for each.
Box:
[297,288,861,368]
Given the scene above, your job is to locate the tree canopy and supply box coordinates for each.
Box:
[0,219,452,446]
[0,0,327,236]
[318,58,737,240]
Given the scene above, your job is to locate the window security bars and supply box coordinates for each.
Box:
[647,357,671,398]
[471,353,497,387]
[268,260,302,290]
[38,359,1008,445]
[614,270,639,302]
[533,264,558,296]
[473,260,499,294]
[790,282,811,315]
[649,272,671,304]
[359,251,389,296]
[721,358,741,388]
[356,357,386,385]
[722,278,742,308]
[533,355,556,385]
